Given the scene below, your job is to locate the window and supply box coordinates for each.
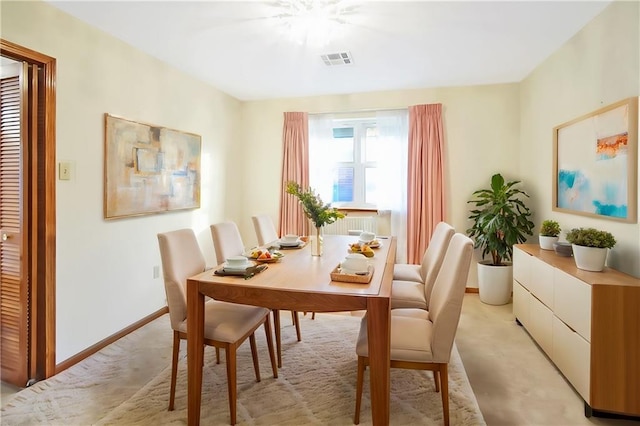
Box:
[308,109,408,261]
[309,117,381,208]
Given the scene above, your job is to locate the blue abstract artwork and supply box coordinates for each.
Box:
[554,99,637,222]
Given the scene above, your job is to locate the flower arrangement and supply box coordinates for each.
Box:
[285,181,345,228]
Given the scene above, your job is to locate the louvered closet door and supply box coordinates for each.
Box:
[0,61,30,387]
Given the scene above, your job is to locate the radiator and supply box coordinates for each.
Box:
[323,215,378,236]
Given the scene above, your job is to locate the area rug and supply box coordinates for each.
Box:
[1,313,485,425]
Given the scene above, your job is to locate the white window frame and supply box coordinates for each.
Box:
[312,117,378,209]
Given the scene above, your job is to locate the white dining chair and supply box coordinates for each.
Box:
[157,228,277,425]
[212,220,302,368]
[354,233,473,426]
[390,221,455,310]
[251,214,279,246]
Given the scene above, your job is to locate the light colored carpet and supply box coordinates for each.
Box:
[1,313,485,425]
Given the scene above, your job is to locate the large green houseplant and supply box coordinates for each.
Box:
[467,173,535,304]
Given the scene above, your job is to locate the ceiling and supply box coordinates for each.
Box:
[45,1,613,101]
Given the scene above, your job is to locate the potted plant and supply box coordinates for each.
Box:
[467,173,535,305]
[539,220,561,250]
[565,227,616,272]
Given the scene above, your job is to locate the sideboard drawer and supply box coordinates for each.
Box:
[513,280,530,327]
[528,294,553,356]
[553,315,590,401]
[554,269,592,342]
[529,256,554,309]
[513,247,531,289]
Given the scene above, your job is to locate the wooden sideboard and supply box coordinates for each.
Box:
[513,244,640,418]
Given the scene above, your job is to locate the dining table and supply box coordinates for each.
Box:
[186,234,396,425]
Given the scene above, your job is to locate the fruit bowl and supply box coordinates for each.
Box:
[246,249,284,262]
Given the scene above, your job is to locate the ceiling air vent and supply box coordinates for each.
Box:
[321,51,353,66]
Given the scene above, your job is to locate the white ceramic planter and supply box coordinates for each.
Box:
[477,261,513,305]
[571,245,608,272]
[539,235,559,250]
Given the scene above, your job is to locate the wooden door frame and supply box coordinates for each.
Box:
[1,39,56,380]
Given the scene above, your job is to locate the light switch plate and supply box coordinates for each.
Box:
[59,162,71,180]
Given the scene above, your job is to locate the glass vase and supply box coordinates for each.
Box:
[310,226,323,256]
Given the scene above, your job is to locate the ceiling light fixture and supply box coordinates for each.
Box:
[273,0,356,48]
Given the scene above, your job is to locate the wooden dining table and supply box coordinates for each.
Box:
[186,234,396,425]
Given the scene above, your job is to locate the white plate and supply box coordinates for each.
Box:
[279,240,301,247]
[223,261,253,271]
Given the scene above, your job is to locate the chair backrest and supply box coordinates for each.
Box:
[420,222,456,304]
[157,229,206,331]
[252,214,278,246]
[210,221,245,265]
[427,233,473,363]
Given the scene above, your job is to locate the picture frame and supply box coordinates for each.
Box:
[553,97,638,223]
[104,114,201,219]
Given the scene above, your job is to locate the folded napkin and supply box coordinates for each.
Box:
[214,264,268,279]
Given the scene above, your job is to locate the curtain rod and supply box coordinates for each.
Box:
[308,106,407,116]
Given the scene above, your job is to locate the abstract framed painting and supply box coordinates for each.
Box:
[104,114,201,219]
[553,97,638,223]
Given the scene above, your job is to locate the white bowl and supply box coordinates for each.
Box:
[282,234,299,243]
[359,231,375,243]
[226,255,249,267]
[341,253,369,273]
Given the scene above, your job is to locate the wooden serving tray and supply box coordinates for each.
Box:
[330,264,374,284]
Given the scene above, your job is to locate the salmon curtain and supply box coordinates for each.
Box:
[279,112,310,237]
[407,104,446,264]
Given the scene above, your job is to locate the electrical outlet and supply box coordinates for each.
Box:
[153,265,160,279]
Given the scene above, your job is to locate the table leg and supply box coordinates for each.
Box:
[187,282,205,426]
[367,296,390,425]
[273,309,282,368]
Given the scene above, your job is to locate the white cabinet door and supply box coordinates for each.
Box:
[528,256,554,309]
[553,316,591,401]
[513,247,531,290]
[513,280,530,327]
[528,295,553,356]
[554,269,592,342]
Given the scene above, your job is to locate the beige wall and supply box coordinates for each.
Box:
[2,0,638,364]
[2,1,243,362]
[520,0,640,277]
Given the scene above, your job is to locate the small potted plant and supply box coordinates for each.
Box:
[565,227,616,272]
[539,220,561,250]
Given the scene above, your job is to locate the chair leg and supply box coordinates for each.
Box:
[293,311,302,342]
[249,333,261,382]
[168,331,180,411]
[434,370,440,392]
[311,312,315,320]
[354,356,366,425]
[440,364,449,426]
[225,345,238,425]
[272,309,282,368]
[263,314,278,378]
[216,347,220,364]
